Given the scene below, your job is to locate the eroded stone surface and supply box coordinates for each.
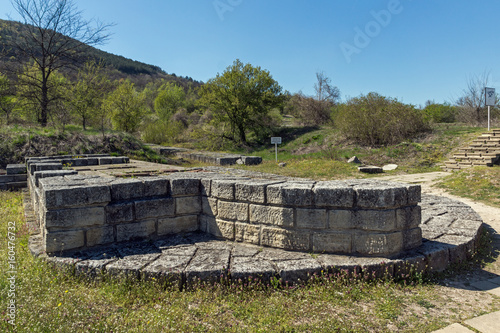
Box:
[26,175,483,287]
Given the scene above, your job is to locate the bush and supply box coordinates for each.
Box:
[141,119,185,145]
[335,92,429,146]
[423,103,456,123]
[284,93,333,126]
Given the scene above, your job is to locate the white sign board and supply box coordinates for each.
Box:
[271,137,282,144]
[485,87,496,106]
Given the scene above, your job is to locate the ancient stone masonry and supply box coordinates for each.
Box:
[27,156,422,257]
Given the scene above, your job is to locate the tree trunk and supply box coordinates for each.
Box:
[237,123,246,144]
[41,75,49,127]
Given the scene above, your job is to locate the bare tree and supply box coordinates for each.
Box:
[456,72,498,124]
[7,0,113,127]
[314,71,340,103]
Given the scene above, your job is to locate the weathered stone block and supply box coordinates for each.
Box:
[45,206,105,229]
[356,209,397,232]
[328,209,355,229]
[202,197,217,216]
[116,220,156,242]
[261,227,310,251]
[169,177,200,196]
[235,180,282,203]
[87,157,99,166]
[312,232,352,253]
[266,182,315,207]
[276,258,323,284]
[407,185,421,205]
[249,204,293,227]
[35,169,78,186]
[418,241,451,272]
[106,202,134,224]
[71,158,89,167]
[355,184,407,209]
[314,181,355,208]
[45,230,85,253]
[207,219,234,240]
[199,215,215,233]
[86,226,114,247]
[217,201,248,221]
[35,163,63,173]
[353,231,403,256]
[43,184,110,209]
[110,179,144,201]
[235,222,261,244]
[396,206,421,230]
[6,164,26,175]
[175,196,201,215]
[211,180,235,200]
[200,179,211,196]
[158,215,198,235]
[437,235,469,264]
[135,198,175,220]
[184,248,231,284]
[240,156,262,165]
[403,227,422,250]
[143,177,169,197]
[296,208,327,229]
[216,156,239,165]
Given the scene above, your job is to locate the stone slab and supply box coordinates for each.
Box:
[184,249,230,283]
[431,323,474,333]
[7,164,27,175]
[465,311,500,333]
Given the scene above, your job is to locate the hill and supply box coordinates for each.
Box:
[0,18,202,89]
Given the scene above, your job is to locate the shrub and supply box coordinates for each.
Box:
[423,103,456,123]
[284,93,333,126]
[335,92,429,146]
[141,119,185,145]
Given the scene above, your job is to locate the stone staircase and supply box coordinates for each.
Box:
[443,129,500,171]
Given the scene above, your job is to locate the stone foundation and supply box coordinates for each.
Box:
[27,156,422,257]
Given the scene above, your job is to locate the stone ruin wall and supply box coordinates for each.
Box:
[26,156,423,257]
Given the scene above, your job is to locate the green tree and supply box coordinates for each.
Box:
[104,80,147,133]
[198,59,285,144]
[16,63,67,124]
[154,82,185,121]
[0,74,16,124]
[8,0,112,127]
[70,61,111,130]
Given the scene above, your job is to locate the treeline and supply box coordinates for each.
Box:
[1,58,499,151]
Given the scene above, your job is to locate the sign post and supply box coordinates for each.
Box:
[485,87,495,131]
[271,137,282,162]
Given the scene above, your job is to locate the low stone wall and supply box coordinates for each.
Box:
[147,144,263,166]
[0,164,28,190]
[27,156,422,257]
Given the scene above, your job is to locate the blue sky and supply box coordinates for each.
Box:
[1,0,499,106]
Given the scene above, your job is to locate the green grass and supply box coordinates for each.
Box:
[437,167,500,208]
[1,191,499,332]
[210,124,488,180]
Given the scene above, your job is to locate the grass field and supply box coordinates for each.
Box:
[0,189,499,332]
[1,123,499,331]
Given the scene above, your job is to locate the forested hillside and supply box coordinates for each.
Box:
[0,18,202,89]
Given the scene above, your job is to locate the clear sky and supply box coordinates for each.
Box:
[1,0,499,106]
